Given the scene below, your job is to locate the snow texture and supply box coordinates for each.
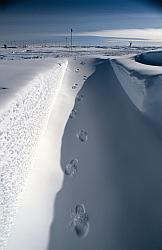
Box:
[111,53,162,125]
[0,60,68,249]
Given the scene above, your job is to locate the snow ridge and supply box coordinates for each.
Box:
[111,57,162,125]
[0,60,68,249]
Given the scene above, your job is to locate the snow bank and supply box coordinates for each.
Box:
[49,58,162,250]
[135,50,162,66]
[111,54,162,125]
[6,57,95,250]
[0,59,68,249]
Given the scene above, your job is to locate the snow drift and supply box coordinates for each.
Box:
[0,59,68,249]
[111,52,162,125]
[6,57,96,250]
[48,58,162,250]
[135,50,162,66]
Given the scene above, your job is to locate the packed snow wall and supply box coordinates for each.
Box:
[111,57,162,125]
[0,60,68,249]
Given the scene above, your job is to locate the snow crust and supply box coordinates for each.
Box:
[0,59,68,249]
[111,54,162,124]
[7,57,95,250]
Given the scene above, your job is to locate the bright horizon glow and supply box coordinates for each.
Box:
[76,28,162,42]
[0,11,162,44]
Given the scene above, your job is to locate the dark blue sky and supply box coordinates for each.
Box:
[0,0,159,12]
[0,0,162,43]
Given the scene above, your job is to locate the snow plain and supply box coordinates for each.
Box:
[0,46,162,250]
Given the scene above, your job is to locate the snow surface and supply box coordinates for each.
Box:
[48,57,162,250]
[1,47,162,250]
[135,50,162,66]
[7,57,95,250]
[111,53,162,125]
[0,45,159,61]
[0,58,67,249]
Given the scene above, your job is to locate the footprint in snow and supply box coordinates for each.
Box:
[69,204,89,238]
[70,109,77,119]
[75,68,79,72]
[64,159,78,177]
[76,94,84,102]
[0,87,8,90]
[77,129,88,142]
[72,83,78,89]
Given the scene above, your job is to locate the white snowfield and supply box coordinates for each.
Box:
[1,47,162,250]
[0,58,68,249]
[7,57,95,250]
[111,50,162,125]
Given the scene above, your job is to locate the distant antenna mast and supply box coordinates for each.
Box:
[66,36,68,48]
[71,28,73,51]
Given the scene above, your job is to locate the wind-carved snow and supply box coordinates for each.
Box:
[111,54,162,125]
[0,60,68,249]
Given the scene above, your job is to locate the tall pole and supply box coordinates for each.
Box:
[71,28,73,51]
[66,36,68,48]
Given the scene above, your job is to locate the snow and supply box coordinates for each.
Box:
[0,58,67,249]
[0,45,159,61]
[135,49,162,66]
[111,52,162,125]
[1,47,162,250]
[48,57,162,250]
[7,57,95,250]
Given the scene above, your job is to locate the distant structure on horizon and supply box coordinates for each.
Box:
[66,37,68,48]
[71,28,73,51]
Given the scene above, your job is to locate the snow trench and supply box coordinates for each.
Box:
[0,60,68,249]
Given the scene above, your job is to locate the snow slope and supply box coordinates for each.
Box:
[48,58,162,250]
[111,53,162,125]
[7,57,95,250]
[135,50,162,66]
[0,59,67,249]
